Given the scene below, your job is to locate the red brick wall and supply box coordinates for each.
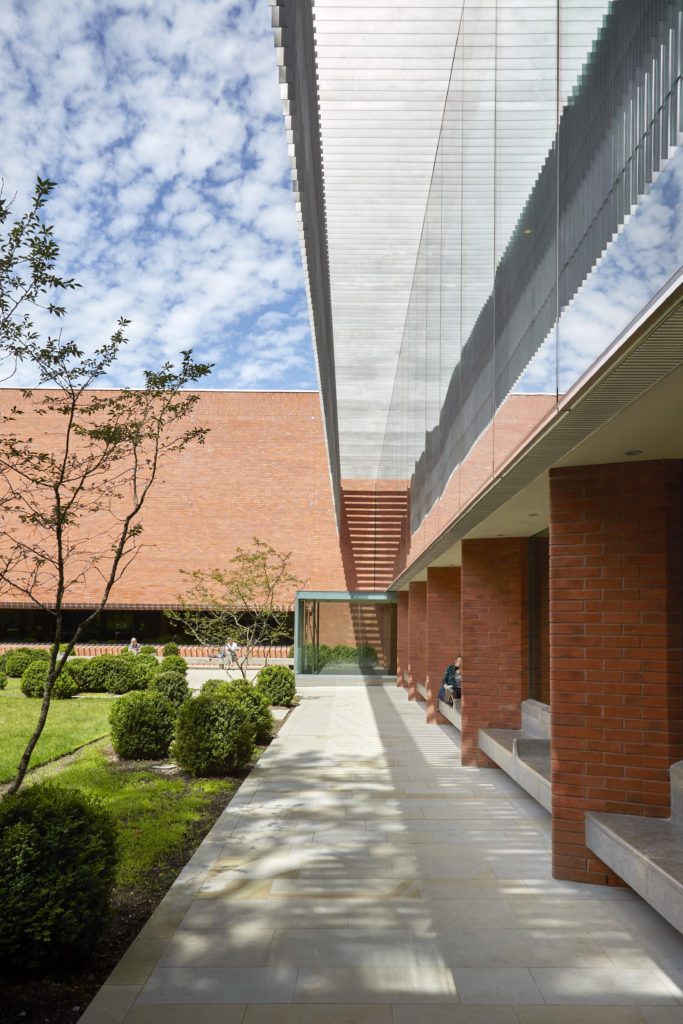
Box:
[0,389,347,609]
[461,538,530,766]
[550,460,683,884]
[426,567,461,724]
[397,591,410,688]
[408,581,427,701]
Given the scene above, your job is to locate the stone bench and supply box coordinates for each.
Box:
[438,697,462,731]
[478,699,551,811]
[414,680,462,729]
[585,760,683,934]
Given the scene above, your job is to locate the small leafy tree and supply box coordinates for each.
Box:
[0,178,212,793]
[167,538,306,678]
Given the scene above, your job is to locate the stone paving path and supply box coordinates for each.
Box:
[80,685,683,1023]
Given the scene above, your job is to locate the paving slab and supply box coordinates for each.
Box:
[79,685,683,1022]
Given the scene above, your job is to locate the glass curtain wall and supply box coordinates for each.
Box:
[296,593,398,675]
[377,0,683,532]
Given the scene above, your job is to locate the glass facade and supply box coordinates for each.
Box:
[375,0,683,531]
[295,592,398,675]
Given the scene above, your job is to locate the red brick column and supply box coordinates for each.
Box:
[426,567,461,724]
[550,460,683,884]
[408,581,427,702]
[397,591,410,688]
[461,538,530,766]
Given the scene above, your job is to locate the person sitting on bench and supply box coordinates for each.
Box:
[438,655,462,704]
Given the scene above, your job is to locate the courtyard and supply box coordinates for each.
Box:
[81,685,683,1023]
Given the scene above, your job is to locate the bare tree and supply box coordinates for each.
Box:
[167,538,306,678]
[0,178,212,793]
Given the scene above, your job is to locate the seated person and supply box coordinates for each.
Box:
[128,637,141,654]
[439,656,462,704]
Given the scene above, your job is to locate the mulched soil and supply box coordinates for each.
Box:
[0,712,292,1024]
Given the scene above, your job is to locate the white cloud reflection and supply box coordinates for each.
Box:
[514,146,683,396]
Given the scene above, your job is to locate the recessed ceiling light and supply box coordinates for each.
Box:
[625,449,643,456]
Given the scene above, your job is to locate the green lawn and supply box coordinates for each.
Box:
[0,681,116,782]
[49,743,235,886]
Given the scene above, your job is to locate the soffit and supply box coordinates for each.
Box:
[391,280,683,584]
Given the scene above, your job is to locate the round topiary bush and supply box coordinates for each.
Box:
[200,678,223,697]
[160,653,187,678]
[0,782,117,971]
[109,690,177,759]
[150,669,190,708]
[20,661,49,698]
[172,693,256,776]
[162,642,180,657]
[81,653,141,694]
[140,645,158,656]
[255,665,296,707]
[20,662,77,700]
[129,653,157,689]
[16,647,50,662]
[204,678,273,743]
[65,658,90,691]
[5,650,33,679]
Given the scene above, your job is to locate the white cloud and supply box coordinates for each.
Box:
[0,0,314,393]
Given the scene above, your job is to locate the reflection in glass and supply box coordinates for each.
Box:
[376,0,682,532]
[298,595,397,676]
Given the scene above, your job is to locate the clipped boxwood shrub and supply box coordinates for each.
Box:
[109,690,177,759]
[66,658,90,691]
[150,669,190,708]
[200,678,224,697]
[160,654,187,678]
[81,653,141,694]
[162,642,180,657]
[20,662,77,700]
[255,665,296,707]
[129,653,158,689]
[203,678,273,743]
[172,693,256,776]
[0,782,117,971]
[140,645,158,656]
[0,672,6,690]
[0,653,6,673]
[5,650,34,679]
[17,646,50,662]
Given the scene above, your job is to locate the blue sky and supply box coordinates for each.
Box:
[0,0,315,391]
